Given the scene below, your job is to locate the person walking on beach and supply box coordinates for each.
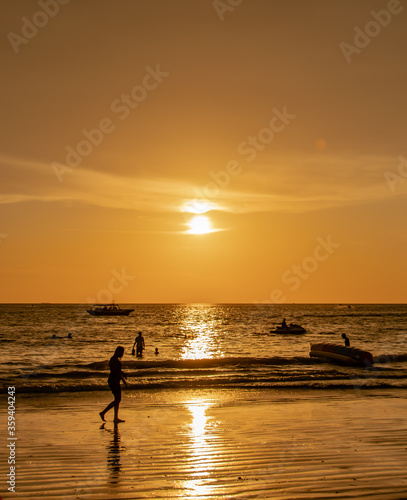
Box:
[132,331,145,357]
[342,333,350,347]
[100,346,127,424]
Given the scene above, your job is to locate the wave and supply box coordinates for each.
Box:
[374,353,407,363]
[84,353,407,370]
[3,353,406,394]
[86,356,316,371]
[3,380,406,394]
[10,366,407,383]
[302,312,407,318]
[5,353,407,375]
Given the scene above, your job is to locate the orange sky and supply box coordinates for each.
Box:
[1,0,406,303]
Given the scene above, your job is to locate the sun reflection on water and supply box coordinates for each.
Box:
[177,304,225,360]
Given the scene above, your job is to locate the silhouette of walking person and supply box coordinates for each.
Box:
[342,333,350,347]
[100,346,127,424]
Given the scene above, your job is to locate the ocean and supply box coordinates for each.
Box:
[1,303,407,394]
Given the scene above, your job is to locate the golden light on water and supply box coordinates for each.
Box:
[178,304,224,360]
[181,325,215,359]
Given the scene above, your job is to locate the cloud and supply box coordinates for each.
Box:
[192,153,405,214]
[0,152,405,215]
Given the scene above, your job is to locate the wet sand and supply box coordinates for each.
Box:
[1,389,407,499]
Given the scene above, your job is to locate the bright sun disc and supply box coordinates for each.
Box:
[187,215,212,234]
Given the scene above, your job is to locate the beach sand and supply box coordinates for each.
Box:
[1,389,407,499]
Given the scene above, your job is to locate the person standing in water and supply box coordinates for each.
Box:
[342,333,350,347]
[100,346,127,424]
[132,332,145,357]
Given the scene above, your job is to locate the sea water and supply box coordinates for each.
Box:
[1,303,406,393]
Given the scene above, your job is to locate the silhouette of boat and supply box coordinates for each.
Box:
[270,324,306,334]
[87,303,135,316]
[309,343,374,366]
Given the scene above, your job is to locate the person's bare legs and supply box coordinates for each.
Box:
[100,391,124,423]
[100,400,115,421]
[113,401,125,423]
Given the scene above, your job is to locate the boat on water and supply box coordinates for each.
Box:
[86,303,135,316]
[270,323,306,334]
[309,343,374,366]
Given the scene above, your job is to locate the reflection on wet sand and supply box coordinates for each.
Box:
[183,399,216,497]
[102,423,123,485]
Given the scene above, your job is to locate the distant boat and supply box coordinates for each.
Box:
[86,303,135,316]
[270,324,306,335]
[309,343,374,366]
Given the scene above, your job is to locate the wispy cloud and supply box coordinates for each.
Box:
[1,153,404,215]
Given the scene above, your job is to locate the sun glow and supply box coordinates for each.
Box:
[187,215,212,234]
[182,200,217,214]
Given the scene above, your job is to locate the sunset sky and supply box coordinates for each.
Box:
[1,0,406,303]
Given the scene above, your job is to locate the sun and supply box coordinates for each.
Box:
[187,215,212,234]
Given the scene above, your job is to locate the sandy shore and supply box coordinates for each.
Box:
[1,388,407,499]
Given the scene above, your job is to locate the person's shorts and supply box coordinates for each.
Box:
[108,380,121,401]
